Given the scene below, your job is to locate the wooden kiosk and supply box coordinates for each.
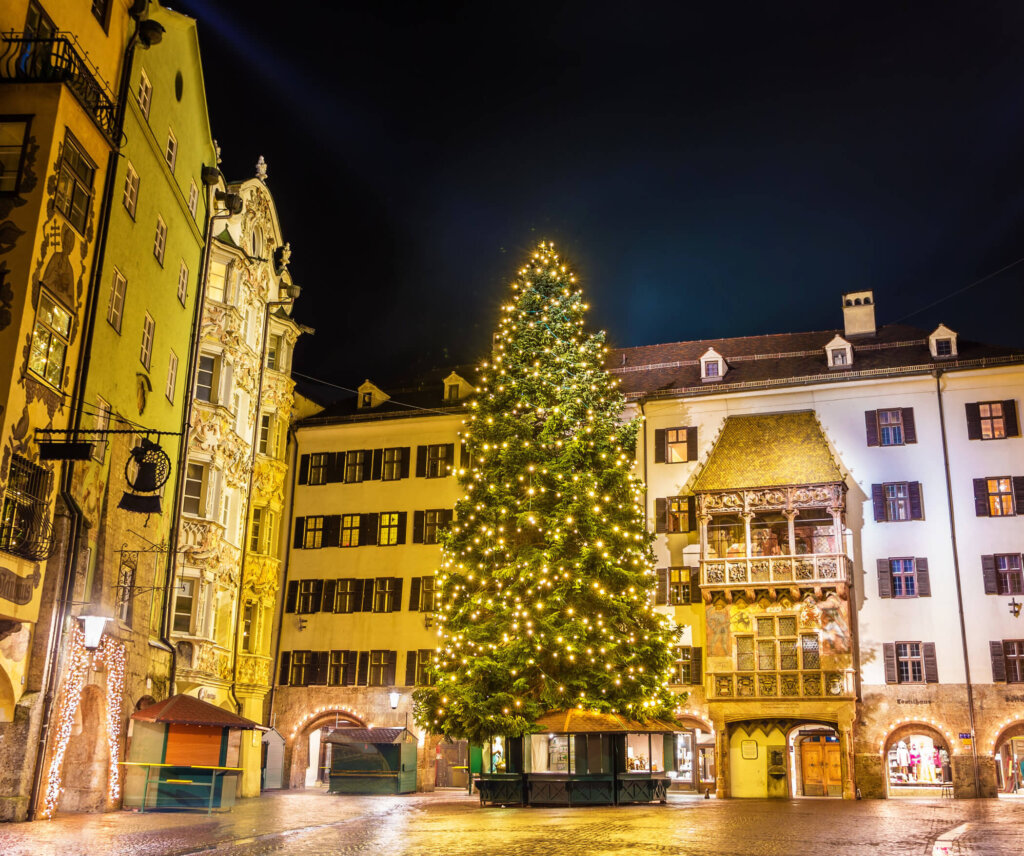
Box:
[122,695,260,813]
[324,727,418,794]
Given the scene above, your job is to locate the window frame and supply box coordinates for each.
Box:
[665,428,690,464]
[830,348,848,366]
[177,259,188,305]
[171,578,196,634]
[996,554,1023,596]
[164,128,177,171]
[382,447,405,481]
[667,567,691,605]
[1005,640,1024,683]
[137,68,153,119]
[344,449,367,483]
[28,289,72,389]
[674,646,693,685]
[378,511,401,546]
[979,402,1006,440]
[140,312,155,370]
[297,580,319,614]
[289,650,312,686]
[187,179,199,218]
[415,649,434,685]
[54,131,95,235]
[153,215,167,265]
[106,268,126,333]
[307,452,328,486]
[195,354,217,403]
[895,641,924,684]
[425,444,451,478]
[890,557,917,598]
[884,482,910,521]
[986,477,1015,517]
[165,349,177,403]
[0,115,32,196]
[877,409,905,447]
[368,649,391,686]
[373,577,398,612]
[303,515,324,550]
[182,463,206,516]
[340,514,360,547]
[122,160,139,217]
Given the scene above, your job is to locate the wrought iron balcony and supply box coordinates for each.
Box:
[710,669,855,700]
[702,552,850,591]
[0,33,117,144]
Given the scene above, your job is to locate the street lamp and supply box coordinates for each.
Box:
[389,691,400,710]
[78,614,110,649]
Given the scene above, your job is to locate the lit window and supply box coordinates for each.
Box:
[172,579,195,634]
[140,313,155,369]
[153,216,166,265]
[106,269,126,332]
[55,133,95,234]
[122,161,139,217]
[208,261,228,302]
[665,428,691,463]
[987,478,1015,516]
[667,568,690,605]
[979,402,1006,440]
[379,512,401,546]
[28,291,72,388]
[674,647,692,684]
[341,514,360,547]
[241,604,255,652]
[137,69,152,118]
[0,456,50,554]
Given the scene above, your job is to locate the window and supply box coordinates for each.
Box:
[172,579,195,633]
[414,649,433,685]
[165,350,177,402]
[177,260,188,305]
[890,558,916,597]
[28,291,72,387]
[997,555,1023,595]
[187,179,198,218]
[335,580,361,614]
[106,269,126,332]
[654,426,696,464]
[895,642,924,684]
[297,580,320,614]
[373,577,399,612]
[674,647,692,684]
[382,447,407,481]
[345,449,368,483]
[164,129,177,171]
[668,568,691,605]
[116,556,135,624]
[966,401,1021,440]
[378,512,403,546]
[182,463,205,515]
[92,397,110,461]
[341,514,360,547]
[654,496,694,533]
[368,650,395,686]
[0,455,50,553]
[419,576,436,612]
[327,650,345,685]
[872,482,924,522]
[207,261,228,302]
[0,117,31,194]
[830,348,848,366]
[195,355,217,402]
[303,516,324,549]
[935,338,953,357]
[250,508,264,553]
[735,616,807,673]
[140,313,154,369]
[423,443,454,478]
[704,361,719,378]
[266,334,282,370]
[258,413,273,455]
[985,477,1015,516]
[241,604,254,652]
[153,216,166,265]
[55,133,95,234]
[137,69,152,118]
[423,509,445,545]
[877,410,904,446]
[885,483,908,521]
[446,383,459,401]
[981,402,1005,439]
[1003,641,1024,683]
[361,392,372,407]
[90,1,110,26]
[122,161,139,217]
[308,452,328,485]
[289,650,312,686]
[866,408,916,446]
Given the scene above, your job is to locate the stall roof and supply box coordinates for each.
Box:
[323,727,413,744]
[533,711,681,734]
[131,694,260,730]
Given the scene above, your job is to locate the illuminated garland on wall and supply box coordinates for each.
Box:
[95,634,127,804]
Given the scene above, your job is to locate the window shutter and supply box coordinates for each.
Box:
[923,643,938,683]
[360,579,374,612]
[395,511,407,544]
[327,452,345,483]
[322,579,337,612]
[689,568,701,604]
[392,577,404,611]
[915,558,931,597]
[685,496,696,532]
[655,498,668,533]
[908,482,923,520]
[655,568,668,605]
[298,454,310,484]
[400,447,411,479]
[1014,477,1024,515]
[1004,400,1020,437]
[311,651,329,685]
[653,429,666,464]
[278,651,291,685]
[409,577,421,611]
[344,651,358,686]
[357,651,369,686]
[285,581,299,613]
[981,555,998,594]
[385,651,398,686]
[991,641,1007,682]
[293,517,305,549]
[882,643,897,684]
[965,403,982,440]
[324,515,341,547]
[309,580,323,613]
[974,478,990,517]
[460,440,469,469]
[361,450,372,481]
[443,509,454,526]
[406,651,418,686]
[872,484,886,522]
[864,411,879,447]
[415,446,427,477]
[371,448,383,480]
[902,408,917,444]
[687,426,698,462]
[876,559,892,598]
[690,647,702,685]
[444,443,455,475]
[412,510,425,543]
[361,512,379,546]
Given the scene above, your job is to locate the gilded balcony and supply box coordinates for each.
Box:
[701,552,850,598]
[709,668,855,700]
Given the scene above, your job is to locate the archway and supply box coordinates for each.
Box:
[59,684,110,813]
[288,709,366,789]
[883,722,951,796]
[992,721,1024,793]
[0,666,15,722]
[672,714,715,792]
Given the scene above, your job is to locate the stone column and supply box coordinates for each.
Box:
[783,510,797,557]
[839,724,855,799]
[715,722,729,798]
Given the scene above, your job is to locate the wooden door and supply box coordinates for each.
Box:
[802,743,825,796]
[824,743,843,796]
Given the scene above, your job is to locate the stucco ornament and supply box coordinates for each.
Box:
[255,156,268,182]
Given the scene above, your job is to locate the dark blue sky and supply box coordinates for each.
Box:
[179,1,1024,392]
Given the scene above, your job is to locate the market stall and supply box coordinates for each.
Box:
[324,727,418,794]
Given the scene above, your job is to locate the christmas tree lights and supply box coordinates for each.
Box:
[413,242,676,744]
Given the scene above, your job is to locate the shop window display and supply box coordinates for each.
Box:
[672,729,715,790]
[887,734,949,789]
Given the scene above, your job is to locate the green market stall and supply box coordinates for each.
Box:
[122,695,260,813]
[324,727,418,794]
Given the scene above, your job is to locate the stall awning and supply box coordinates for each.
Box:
[533,711,681,734]
[131,694,260,730]
[323,727,413,744]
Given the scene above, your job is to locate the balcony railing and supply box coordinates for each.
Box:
[702,552,850,589]
[710,669,854,700]
[0,33,117,143]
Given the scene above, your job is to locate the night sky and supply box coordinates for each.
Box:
[176,1,1024,397]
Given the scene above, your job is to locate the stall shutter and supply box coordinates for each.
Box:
[322,579,337,612]
[882,643,897,684]
[400,447,411,478]
[654,498,668,533]
[876,559,892,598]
[395,511,407,544]
[689,568,701,603]
[908,482,923,520]
[915,558,931,597]
[278,652,291,685]
[357,651,369,686]
[311,651,329,685]
[406,651,418,686]
[871,485,886,522]
[902,408,917,443]
[412,510,425,543]
[981,555,998,594]
[864,411,879,447]
[285,581,299,613]
[923,643,938,683]
[973,479,990,517]
[1004,400,1020,437]
[298,454,310,484]
[686,426,698,461]
[409,577,422,611]
[415,446,427,477]
[990,641,1007,682]
[324,515,341,547]
[392,578,404,612]
[965,403,982,440]
[655,568,668,605]
[293,517,305,549]
[1013,477,1024,514]
[653,429,666,464]
[690,647,703,685]
[384,651,398,686]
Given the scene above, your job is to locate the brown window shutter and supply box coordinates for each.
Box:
[444,443,455,474]
[908,482,923,520]
[310,651,329,685]
[902,408,917,443]
[689,568,701,603]
[360,579,374,612]
[653,429,666,464]
[690,647,702,685]
[406,651,418,686]
[443,509,454,526]
[965,403,982,440]
[685,496,697,532]
[399,447,411,479]
[655,568,668,605]
[876,559,892,598]
[872,484,886,522]
[415,446,427,477]
[307,580,323,614]
[974,478,990,517]
[371,448,383,480]
[328,452,346,483]
[324,515,341,547]
[1014,477,1024,515]
[285,580,299,613]
[361,512,379,546]
[298,454,310,484]
[356,651,369,686]
[883,643,897,683]
[412,510,425,543]
[459,440,468,469]
[1004,400,1020,437]
[360,450,373,481]
[278,651,291,685]
[396,512,407,545]
[344,651,358,686]
[293,517,305,549]
[392,577,404,611]
[923,643,938,683]
[982,555,998,594]
[322,579,337,612]
[385,651,398,686]
[991,641,1007,682]
[654,498,668,533]
[409,577,421,611]
[915,558,931,597]
[865,411,879,447]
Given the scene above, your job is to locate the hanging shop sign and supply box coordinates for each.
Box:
[0,565,40,605]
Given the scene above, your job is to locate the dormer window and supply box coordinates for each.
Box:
[362,392,372,407]
[700,348,726,382]
[824,335,853,369]
[357,380,390,409]
[705,361,719,378]
[831,349,848,366]
[443,371,471,402]
[935,339,952,357]
[446,384,458,401]
[928,323,958,360]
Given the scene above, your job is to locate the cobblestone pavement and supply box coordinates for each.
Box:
[0,790,1021,856]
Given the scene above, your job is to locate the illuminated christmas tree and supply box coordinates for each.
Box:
[414,242,676,744]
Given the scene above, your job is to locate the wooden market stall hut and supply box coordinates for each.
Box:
[475,711,680,807]
[122,694,260,813]
[323,727,418,794]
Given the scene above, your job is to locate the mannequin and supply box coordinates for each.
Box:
[909,742,921,781]
[896,740,910,778]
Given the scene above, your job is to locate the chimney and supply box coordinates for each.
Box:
[842,290,876,338]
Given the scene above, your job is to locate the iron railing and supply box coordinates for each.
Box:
[702,552,850,588]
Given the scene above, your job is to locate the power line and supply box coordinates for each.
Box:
[289,370,461,417]
[891,254,1024,324]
